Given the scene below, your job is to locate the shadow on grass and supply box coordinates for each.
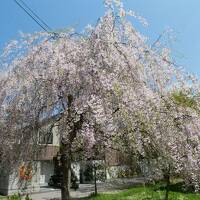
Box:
[154,181,195,194]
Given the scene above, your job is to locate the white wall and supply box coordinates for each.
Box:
[0,162,41,196]
[52,126,60,146]
[72,162,80,181]
[106,165,127,180]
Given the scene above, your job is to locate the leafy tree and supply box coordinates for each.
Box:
[1,1,200,200]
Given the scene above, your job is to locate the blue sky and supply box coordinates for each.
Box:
[1,0,200,76]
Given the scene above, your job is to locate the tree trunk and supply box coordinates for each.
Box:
[164,173,170,200]
[59,94,83,200]
[60,143,71,200]
[94,165,97,195]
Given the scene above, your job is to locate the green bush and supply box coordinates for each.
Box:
[25,194,32,200]
[7,193,21,200]
[7,193,32,200]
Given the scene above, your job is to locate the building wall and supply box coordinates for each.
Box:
[72,162,80,182]
[40,160,54,186]
[0,162,41,196]
[0,173,9,195]
[106,165,130,180]
[52,126,60,146]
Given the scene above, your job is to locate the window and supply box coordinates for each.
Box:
[39,130,53,144]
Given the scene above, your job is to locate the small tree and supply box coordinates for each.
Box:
[120,90,200,200]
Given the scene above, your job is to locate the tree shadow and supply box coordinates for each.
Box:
[154,181,195,194]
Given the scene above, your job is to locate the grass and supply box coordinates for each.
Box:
[84,182,200,200]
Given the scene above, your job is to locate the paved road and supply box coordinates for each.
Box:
[29,177,146,200]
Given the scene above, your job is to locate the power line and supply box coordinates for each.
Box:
[13,0,51,32]
[13,0,48,32]
[17,0,52,31]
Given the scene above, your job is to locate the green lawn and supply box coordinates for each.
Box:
[85,185,200,200]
